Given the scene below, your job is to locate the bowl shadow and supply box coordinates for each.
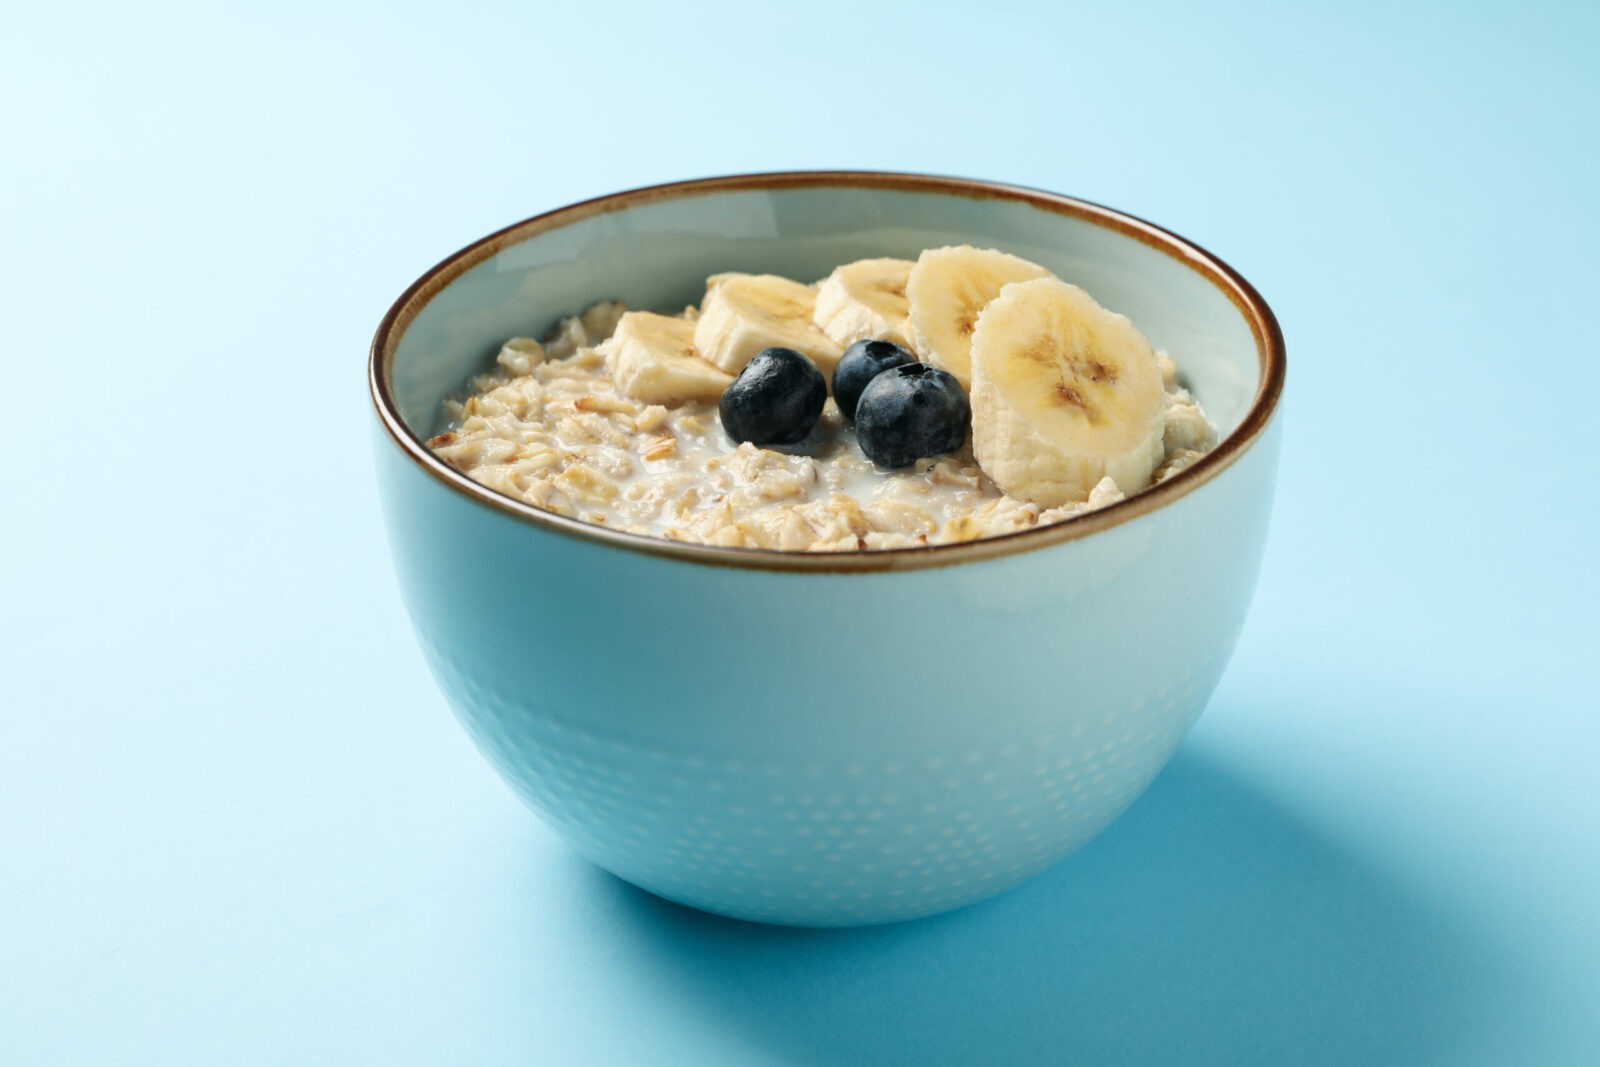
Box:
[580,747,1500,1066]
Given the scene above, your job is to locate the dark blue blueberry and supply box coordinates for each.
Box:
[854,363,971,469]
[831,339,916,422]
[720,347,827,446]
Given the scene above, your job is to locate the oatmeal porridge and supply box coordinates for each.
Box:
[427,246,1216,551]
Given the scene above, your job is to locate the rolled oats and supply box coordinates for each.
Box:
[430,301,1217,551]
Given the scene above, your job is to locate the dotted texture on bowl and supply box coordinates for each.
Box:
[419,634,1232,925]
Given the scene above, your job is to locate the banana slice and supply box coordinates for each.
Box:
[969,277,1165,507]
[599,311,733,406]
[905,246,1053,390]
[693,273,843,377]
[813,257,916,350]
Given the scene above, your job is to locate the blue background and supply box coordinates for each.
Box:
[4,1,1597,1063]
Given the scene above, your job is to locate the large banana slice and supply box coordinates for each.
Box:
[813,257,916,350]
[599,311,733,405]
[970,277,1165,507]
[693,273,843,377]
[905,246,1053,389]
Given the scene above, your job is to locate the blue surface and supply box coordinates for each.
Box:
[3,2,1596,1063]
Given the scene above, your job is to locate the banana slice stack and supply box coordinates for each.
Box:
[903,245,1167,506]
[595,247,1172,509]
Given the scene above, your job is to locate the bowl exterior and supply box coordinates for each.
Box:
[374,410,1280,926]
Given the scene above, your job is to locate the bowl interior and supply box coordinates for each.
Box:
[386,179,1263,443]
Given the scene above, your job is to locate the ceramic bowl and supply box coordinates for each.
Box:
[369,172,1285,926]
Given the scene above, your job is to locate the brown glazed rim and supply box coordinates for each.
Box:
[370,171,1285,573]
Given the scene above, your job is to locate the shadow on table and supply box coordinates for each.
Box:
[583,747,1499,1066]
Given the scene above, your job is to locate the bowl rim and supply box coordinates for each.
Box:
[369,170,1285,573]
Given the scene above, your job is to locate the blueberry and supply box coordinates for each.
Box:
[854,364,971,469]
[720,347,827,446]
[831,339,916,422]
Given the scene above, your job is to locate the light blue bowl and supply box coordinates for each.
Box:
[369,172,1285,926]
